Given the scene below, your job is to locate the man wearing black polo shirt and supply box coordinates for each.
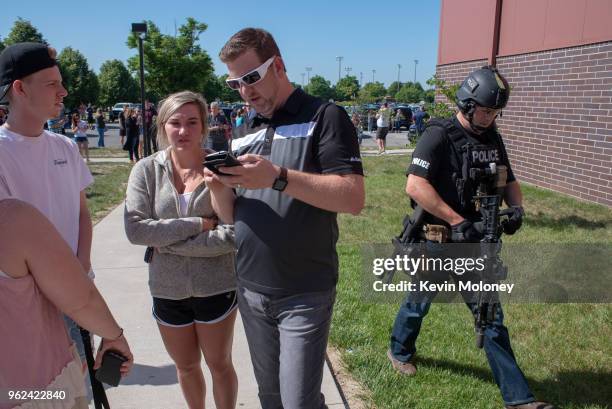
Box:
[204,28,365,409]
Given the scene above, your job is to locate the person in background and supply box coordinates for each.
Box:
[207,101,229,152]
[119,104,128,147]
[144,99,158,152]
[376,102,391,154]
[413,105,430,139]
[86,103,95,130]
[351,112,363,146]
[394,109,403,132]
[125,90,237,409]
[0,199,134,409]
[95,108,106,147]
[72,113,90,162]
[125,107,140,162]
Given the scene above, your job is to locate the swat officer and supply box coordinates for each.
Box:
[387,66,554,409]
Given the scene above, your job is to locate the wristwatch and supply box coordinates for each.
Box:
[272,167,288,191]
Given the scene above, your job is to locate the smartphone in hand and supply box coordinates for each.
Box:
[95,350,128,387]
[203,151,242,175]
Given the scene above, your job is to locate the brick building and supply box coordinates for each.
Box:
[435,0,612,206]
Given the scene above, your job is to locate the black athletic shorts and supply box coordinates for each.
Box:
[152,291,237,327]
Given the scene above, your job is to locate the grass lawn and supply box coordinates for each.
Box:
[332,155,611,408]
[88,147,128,158]
[86,162,132,224]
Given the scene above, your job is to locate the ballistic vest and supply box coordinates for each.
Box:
[424,118,507,214]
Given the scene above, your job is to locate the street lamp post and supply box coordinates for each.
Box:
[305,66,312,84]
[336,56,343,83]
[414,59,419,83]
[132,22,149,157]
[372,69,376,83]
[301,73,305,88]
[397,64,402,93]
[359,72,363,85]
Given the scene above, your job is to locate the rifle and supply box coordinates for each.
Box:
[386,206,425,284]
[470,163,513,349]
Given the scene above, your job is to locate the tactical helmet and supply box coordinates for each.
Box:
[456,66,510,113]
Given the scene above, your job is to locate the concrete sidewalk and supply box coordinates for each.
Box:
[90,204,345,408]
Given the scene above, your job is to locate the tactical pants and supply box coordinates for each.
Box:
[389,285,536,406]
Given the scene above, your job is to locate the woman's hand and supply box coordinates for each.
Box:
[201,216,218,232]
[94,332,134,377]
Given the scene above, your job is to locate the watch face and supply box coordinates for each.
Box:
[273,178,288,191]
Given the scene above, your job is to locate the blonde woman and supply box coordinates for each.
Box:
[124,91,237,409]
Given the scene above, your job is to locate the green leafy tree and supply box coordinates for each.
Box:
[0,37,5,53]
[358,82,386,103]
[97,59,139,107]
[334,76,360,101]
[424,89,435,103]
[57,47,99,109]
[387,81,404,98]
[396,84,421,103]
[305,75,334,100]
[4,18,47,46]
[127,18,215,100]
[215,74,241,102]
[425,75,460,118]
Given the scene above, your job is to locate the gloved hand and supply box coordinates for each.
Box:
[502,205,524,235]
[451,219,483,243]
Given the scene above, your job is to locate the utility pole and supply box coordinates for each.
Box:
[414,59,419,83]
[359,71,363,85]
[301,73,305,87]
[336,56,343,82]
[397,64,402,93]
[305,66,312,84]
[372,69,376,83]
[345,66,352,78]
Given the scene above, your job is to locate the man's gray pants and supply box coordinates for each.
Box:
[237,286,336,409]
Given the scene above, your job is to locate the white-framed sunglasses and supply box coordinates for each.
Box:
[225,56,276,90]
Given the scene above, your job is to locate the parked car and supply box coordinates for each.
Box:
[393,106,414,131]
[110,102,132,121]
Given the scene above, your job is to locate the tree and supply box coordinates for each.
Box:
[425,75,460,118]
[0,37,5,53]
[396,84,421,103]
[388,81,403,98]
[4,18,46,46]
[358,82,386,103]
[57,47,99,109]
[215,74,241,102]
[127,18,216,100]
[334,76,360,101]
[97,59,139,107]
[305,75,334,100]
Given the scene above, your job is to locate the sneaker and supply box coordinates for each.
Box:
[505,402,555,409]
[387,349,417,376]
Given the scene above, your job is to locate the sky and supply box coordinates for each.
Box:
[3,0,441,88]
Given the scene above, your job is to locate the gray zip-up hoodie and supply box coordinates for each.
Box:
[124,149,236,299]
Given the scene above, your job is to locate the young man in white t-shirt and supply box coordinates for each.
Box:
[0,42,95,363]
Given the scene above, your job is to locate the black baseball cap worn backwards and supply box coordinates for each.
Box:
[0,42,57,103]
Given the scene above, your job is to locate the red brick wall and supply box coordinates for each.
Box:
[435,42,612,207]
